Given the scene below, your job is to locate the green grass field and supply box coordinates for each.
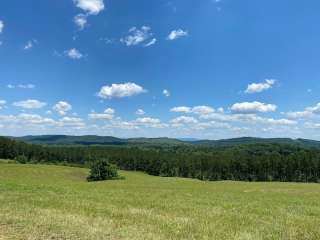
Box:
[1,161,320,240]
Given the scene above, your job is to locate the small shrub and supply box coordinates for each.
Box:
[15,155,28,164]
[87,159,120,182]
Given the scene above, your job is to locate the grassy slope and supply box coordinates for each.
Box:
[0,162,320,240]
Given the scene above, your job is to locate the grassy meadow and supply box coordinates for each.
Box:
[0,161,320,240]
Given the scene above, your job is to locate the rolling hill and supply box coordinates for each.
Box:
[1,161,320,239]
[11,135,320,148]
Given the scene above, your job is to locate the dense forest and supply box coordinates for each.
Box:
[1,136,320,183]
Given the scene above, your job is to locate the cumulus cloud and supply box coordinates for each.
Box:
[53,101,72,115]
[0,20,4,34]
[18,113,56,125]
[135,117,161,124]
[134,117,167,128]
[65,48,83,59]
[135,109,145,115]
[285,111,313,120]
[72,0,104,30]
[89,113,114,120]
[104,108,115,115]
[102,116,167,130]
[306,103,320,114]
[73,0,104,15]
[201,111,296,126]
[57,117,85,128]
[231,101,277,114]
[170,105,214,115]
[13,100,47,109]
[170,106,191,113]
[171,116,198,124]
[89,108,115,120]
[163,89,170,97]
[245,79,276,94]
[284,103,320,120]
[74,14,88,30]
[98,82,146,99]
[120,26,154,47]
[167,29,188,40]
[192,106,215,115]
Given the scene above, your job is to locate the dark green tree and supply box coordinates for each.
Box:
[87,159,119,182]
[15,155,28,164]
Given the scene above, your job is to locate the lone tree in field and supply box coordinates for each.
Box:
[15,155,28,164]
[87,159,119,182]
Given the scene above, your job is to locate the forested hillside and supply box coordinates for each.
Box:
[1,136,320,183]
[12,135,320,148]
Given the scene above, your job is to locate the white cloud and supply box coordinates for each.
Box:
[135,109,145,115]
[167,29,188,40]
[306,103,320,114]
[192,106,215,115]
[135,117,160,124]
[134,117,167,128]
[53,101,72,115]
[170,106,191,113]
[0,100,6,109]
[98,82,146,99]
[7,84,35,89]
[24,42,33,50]
[231,101,277,114]
[104,108,115,115]
[19,84,35,89]
[305,122,320,129]
[201,112,296,126]
[163,89,170,97]
[58,117,85,128]
[171,116,198,124]
[285,111,312,120]
[170,105,214,115]
[13,100,47,109]
[18,113,56,125]
[23,40,37,50]
[74,14,88,30]
[121,26,153,47]
[245,79,276,94]
[0,20,4,34]
[73,0,105,15]
[144,38,157,47]
[88,113,113,120]
[265,118,296,126]
[283,103,320,120]
[89,108,115,120]
[193,121,231,130]
[65,48,83,59]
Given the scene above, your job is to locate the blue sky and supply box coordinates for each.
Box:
[1,0,320,139]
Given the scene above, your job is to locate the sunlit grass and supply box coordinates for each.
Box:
[0,162,320,239]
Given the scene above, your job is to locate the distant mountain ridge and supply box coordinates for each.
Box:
[12,135,185,146]
[10,135,320,148]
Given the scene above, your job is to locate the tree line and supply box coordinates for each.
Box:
[1,136,320,183]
